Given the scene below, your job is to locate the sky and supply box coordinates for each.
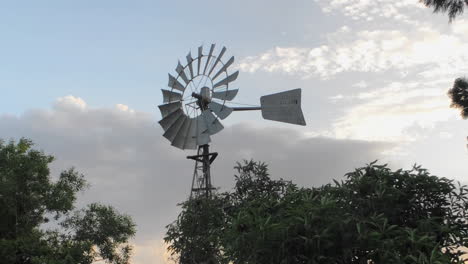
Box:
[1,1,468,263]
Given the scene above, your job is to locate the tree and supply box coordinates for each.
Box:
[448,77,468,119]
[420,0,468,21]
[165,160,468,263]
[165,161,292,264]
[165,197,226,264]
[0,138,136,264]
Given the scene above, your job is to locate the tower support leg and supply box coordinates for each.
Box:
[187,144,218,199]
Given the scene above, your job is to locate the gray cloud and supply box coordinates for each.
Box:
[212,123,393,188]
[0,96,393,263]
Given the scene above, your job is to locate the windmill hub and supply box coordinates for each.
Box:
[191,86,211,102]
[191,87,212,110]
[200,86,211,100]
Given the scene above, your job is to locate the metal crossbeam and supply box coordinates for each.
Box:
[188,144,218,199]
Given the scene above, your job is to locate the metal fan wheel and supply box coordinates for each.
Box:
[159,44,239,150]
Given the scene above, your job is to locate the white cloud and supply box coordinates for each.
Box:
[439,131,453,139]
[132,239,171,264]
[54,95,87,111]
[452,19,468,35]
[115,103,135,113]
[353,81,368,89]
[329,94,344,102]
[314,0,424,23]
[331,81,458,141]
[239,25,468,80]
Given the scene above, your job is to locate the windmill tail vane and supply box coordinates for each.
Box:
[157,44,306,198]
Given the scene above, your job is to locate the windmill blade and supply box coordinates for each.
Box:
[160,45,241,150]
[186,52,194,80]
[158,101,182,118]
[208,101,233,120]
[195,115,211,145]
[159,108,183,131]
[168,74,185,92]
[212,89,238,101]
[162,89,182,103]
[175,61,190,85]
[163,115,186,142]
[197,132,211,145]
[208,46,226,77]
[183,118,198,150]
[202,44,215,75]
[201,110,224,135]
[172,117,191,149]
[211,56,235,81]
[197,46,203,75]
[196,114,208,134]
[213,71,239,88]
[260,88,306,126]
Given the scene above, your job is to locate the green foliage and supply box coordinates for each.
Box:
[448,77,468,119]
[166,197,226,264]
[165,160,468,264]
[0,138,136,264]
[420,0,468,21]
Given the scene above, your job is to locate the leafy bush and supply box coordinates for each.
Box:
[165,160,468,264]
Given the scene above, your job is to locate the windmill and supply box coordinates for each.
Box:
[158,44,306,199]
